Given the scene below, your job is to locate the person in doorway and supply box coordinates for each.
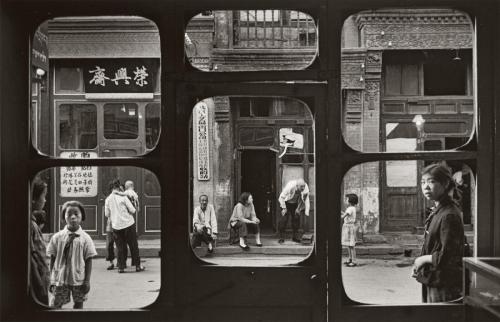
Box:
[341,193,358,267]
[105,179,145,273]
[30,177,50,305]
[277,178,310,243]
[412,163,465,303]
[47,201,97,309]
[191,194,218,254]
[228,192,262,250]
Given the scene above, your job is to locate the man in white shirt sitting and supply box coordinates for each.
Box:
[191,194,218,254]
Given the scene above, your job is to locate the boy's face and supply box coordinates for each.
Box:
[65,206,83,230]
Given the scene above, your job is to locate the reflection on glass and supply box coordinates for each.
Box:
[341,9,474,152]
[186,10,318,71]
[146,103,160,149]
[190,97,314,265]
[341,161,476,304]
[104,103,139,139]
[59,104,97,150]
[30,166,161,309]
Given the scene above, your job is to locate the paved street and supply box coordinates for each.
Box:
[342,257,421,304]
[51,255,423,309]
[52,258,161,309]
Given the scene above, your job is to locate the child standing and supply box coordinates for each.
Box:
[341,193,358,267]
[47,201,97,309]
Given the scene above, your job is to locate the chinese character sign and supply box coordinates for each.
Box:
[60,151,98,197]
[83,59,157,93]
[195,102,210,181]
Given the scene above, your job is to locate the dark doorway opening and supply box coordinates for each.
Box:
[241,150,276,233]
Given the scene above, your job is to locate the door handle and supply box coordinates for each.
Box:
[103,149,111,153]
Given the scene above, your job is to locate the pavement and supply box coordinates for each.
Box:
[50,256,423,309]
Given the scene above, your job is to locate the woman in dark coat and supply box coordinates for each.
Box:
[30,177,50,305]
[412,163,465,303]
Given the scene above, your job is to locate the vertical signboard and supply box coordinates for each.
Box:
[195,102,210,181]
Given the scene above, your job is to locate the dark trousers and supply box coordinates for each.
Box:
[278,202,301,239]
[191,228,214,247]
[233,221,260,237]
[113,223,140,269]
[105,231,115,262]
[422,285,462,303]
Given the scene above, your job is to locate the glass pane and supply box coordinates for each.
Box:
[104,103,139,139]
[59,104,97,150]
[30,167,161,308]
[55,67,84,93]
[190,97,314,265]
[186,10,318,71]
[341,9,474,152]
[146,103,161,149]
[341,161,476,304]
[31,17,161,157]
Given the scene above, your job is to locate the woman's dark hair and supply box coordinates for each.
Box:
[422,163,456,195]
[61,200,86,221]
[110,179,121,190]
[238,192,252,205]
[346,193,359,205]
[32,176,47,204]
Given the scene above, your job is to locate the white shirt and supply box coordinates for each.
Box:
[278,180,311,216]
[47,226,97,286]
[193,204,218,234]
[105,190,136,230]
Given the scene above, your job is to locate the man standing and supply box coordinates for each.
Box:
[278,178,310,243]
[105,179,145,273]
[191,195,218,253]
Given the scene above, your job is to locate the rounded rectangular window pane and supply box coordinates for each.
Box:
[190,97,314,265]
[59,104,97,150]
[341,161,475,304]
[341,9,474,152]
[31,17,161,157]
[104,103,139,139]
[186,10,318,71]
[30,167,160,308]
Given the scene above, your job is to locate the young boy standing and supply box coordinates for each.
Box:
[47,201,97,309]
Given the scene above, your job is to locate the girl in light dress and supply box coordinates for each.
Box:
[341,194,359,267]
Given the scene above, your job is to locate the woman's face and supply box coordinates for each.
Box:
[32,187,47,211]
[421,173,447,201]
[247,195,253,205]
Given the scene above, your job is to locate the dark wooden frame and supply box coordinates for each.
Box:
[0,0,499,322]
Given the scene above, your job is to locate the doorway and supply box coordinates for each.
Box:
[240,150,276,232]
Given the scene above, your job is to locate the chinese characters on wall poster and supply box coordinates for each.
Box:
[195,102,210,181]
[60,151,98,197]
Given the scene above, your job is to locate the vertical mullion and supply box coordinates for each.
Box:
[280,10,284,48]
[246,10,250,47]
[296,11,300,47]
[272,10,275,46]
[254,10,258,47]
[263,10,266,47]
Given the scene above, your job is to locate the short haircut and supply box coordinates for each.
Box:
[346,193,359,205]
[61,200,86,221]
[110,179,121,190]
[32,176,47,203]
[238,192,252,205]
[422,162,455,194]
[199,194,208,201]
